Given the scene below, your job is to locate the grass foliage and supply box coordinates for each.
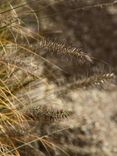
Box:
[0,0,117,156]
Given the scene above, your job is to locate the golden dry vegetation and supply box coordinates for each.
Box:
[0,0,117,156]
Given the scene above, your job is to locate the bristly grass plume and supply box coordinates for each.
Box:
[0,0,117,156]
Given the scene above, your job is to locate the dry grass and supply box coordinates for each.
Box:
[0,0,117,156]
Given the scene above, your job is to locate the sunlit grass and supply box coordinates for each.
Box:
[1,1,116,156]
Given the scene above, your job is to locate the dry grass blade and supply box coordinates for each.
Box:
[0,0,117,156]
[0,3,27,15]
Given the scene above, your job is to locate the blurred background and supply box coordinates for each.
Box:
[0,0,117,156]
